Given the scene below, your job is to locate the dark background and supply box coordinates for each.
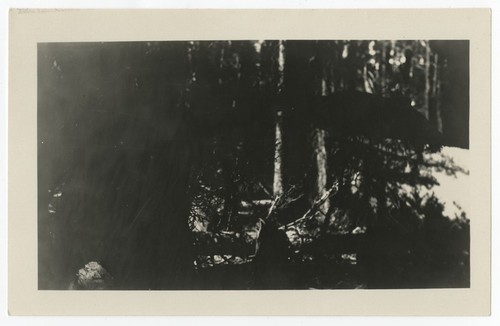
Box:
[38,40,469,290]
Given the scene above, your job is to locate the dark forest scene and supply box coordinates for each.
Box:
[38,40,470,290]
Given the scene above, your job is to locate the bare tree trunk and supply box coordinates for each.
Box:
[313,128,329,221]
[273,110,284,197]
[423,41,431,120]
[272,41,286,198]
[313,61,330,223]
[380,41,387,97]
[363,65,373,94]
[430,53,443,132]
[277,40,285,95]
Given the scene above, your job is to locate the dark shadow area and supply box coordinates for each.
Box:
[38,40,469,290]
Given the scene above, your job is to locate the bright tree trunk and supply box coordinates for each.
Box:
[273,110,284,197]
[313,50,330,223]
[273,40,286,198]
[313,128,329,221]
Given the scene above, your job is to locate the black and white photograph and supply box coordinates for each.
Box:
[38,39,471,291]
[6,7,492,318]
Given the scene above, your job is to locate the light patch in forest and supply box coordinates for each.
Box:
[425,146,470,219]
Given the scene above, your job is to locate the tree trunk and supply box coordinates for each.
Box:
[423,41,431,120]
[272,40,286,198]
[273,110,284,197]
[313,46,330,223]
[380,41,388,97]
[313,128,329,222]
[429,53,443,132]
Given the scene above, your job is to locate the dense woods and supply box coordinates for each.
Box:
[38,40,470,290]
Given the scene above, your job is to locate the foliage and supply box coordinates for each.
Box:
[38,40,469,290]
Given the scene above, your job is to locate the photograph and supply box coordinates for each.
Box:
[7,8,491,316]
[37,39,471,291]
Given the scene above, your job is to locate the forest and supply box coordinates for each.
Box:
[38,40,470,290]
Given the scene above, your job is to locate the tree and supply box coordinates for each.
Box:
[38,40,469,290]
